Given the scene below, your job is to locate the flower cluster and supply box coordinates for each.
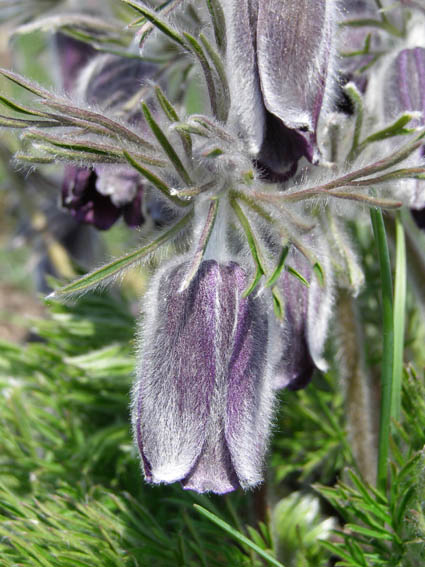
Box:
[0,0,424,493]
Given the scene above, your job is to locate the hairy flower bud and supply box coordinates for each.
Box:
[132,260,275,494]
[273,248,333,390]
[382,47,425,217]
[225,0,338,180]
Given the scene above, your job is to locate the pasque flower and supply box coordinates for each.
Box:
[132,260,275,494]
[62,165,144,230]
[225,0,338,180]
[381,46,425,224]
[273,247,333,390]
[56,36,157,230]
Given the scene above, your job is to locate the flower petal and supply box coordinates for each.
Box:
[257,0,337,161]
[224,266,274,488]
[225,0,266,154]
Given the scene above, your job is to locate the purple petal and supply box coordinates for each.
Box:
[412,207,425,230]
[273,248,333,390]
[55,33,95,93]
[383,48,425,209]
[61,166,121,230]
[256,0,337,162]
[123,187,145,228]
[383,47,425,125]
[78,54,157,119]
[133,261,228,485]
[133,260,273,493]
[225,0,266,154]
[224,266,274,487]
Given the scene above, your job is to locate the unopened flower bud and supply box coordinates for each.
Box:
[132,260,275,494]
[273,248,333,390]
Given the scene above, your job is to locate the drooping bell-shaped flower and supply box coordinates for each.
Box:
[273,247,333,390]
[132,260,275,494]
[57,50,158,230]
[381,47,425,219]
[61,165,144,230]
[54,33,95,93]
[225,0,338,180]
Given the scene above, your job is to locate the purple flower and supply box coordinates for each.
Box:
[382,47,425,223]
[54,33,95,93]
[61,165,144,230]
[273,248,333,390]
[338,1,381,94]
[225,0,338,180]
[132,260,275,494]
[57,52,159,230]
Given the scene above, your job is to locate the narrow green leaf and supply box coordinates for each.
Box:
[313,262,325,287]
[206,0,226,52]
[345,524,394,541]
[43,100,157,152]
[286,265,310,287]
[199,32,230,119]
[0,68,53,98]
[361,113,415,147]
[0,115,59,128]
[155,86,192,158]
[0,94,48,117]
[370,207,394,494]
[121,0,186,47]
[392,213,406,423]
[230,196,266,295]
[182,32,219,119]
[49,210,193,298]
[272,286,285,319]
[124,151,190,207]
[142,101,192,184]
[266,245,289,287]
[194,505,286,567]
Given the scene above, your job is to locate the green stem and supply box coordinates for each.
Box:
[392,213,406,424]
[370,208,394,494]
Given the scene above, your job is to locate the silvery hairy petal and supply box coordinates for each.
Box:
[382,47,425,210]
[273,248,333,390]
[338,1,380,93]
[76,54,157,121]
[384,47,425,123]
[55,33,95,93]
[132,260,275,494]
[226,0,337,179]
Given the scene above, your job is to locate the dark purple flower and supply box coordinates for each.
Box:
[132,260,275,494]
[55,33,95,93]
[225,0,338,180]
[61,165,144,230]
[273,248,333,390]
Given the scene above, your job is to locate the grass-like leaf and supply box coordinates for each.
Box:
[155,86,192,158]
[122,0,186,47]
[391,214,406,423]
[230,196,267,296]
[142,101,192,184]
[182,32,219,119]
[194,505,286,567]
[205,0,226,53]
[124,151,190,207]
[49,210,194,298]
